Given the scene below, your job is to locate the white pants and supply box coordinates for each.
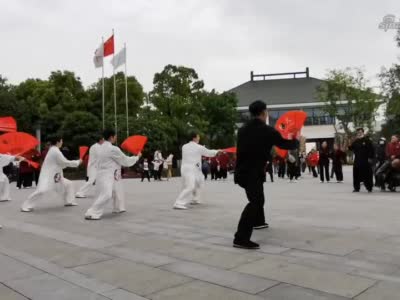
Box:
[0,177,11,201]
[21,178,76,210]
[85,171,125,219]
[174,165,204,207]
[76,176,96,197]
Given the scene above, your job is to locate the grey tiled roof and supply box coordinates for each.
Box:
[229,77,325,107]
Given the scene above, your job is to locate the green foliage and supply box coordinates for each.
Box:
[379,28,400,138]
[0,65,237,158]
[317,68,380,136]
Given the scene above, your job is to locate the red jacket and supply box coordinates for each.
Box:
[386,142,400,159]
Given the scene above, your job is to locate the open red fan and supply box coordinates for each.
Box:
[0,117,17,132]
[222,147,237,153]
[275,111,307,158]
[121,135,148,155]
[0,132,39,155]
[79,146,89,160]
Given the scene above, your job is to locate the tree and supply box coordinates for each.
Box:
[380,29,400,138]
[200,90,237,148]
[149,65,208,157]
[317,68,380,147]
[60,111,102,155]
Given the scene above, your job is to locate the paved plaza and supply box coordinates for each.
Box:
[1,166,400,299]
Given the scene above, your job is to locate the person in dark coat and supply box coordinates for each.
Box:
[349,128,375,192]
[331,144,346,182]
[319,141,330,183]
[233,100,299,249]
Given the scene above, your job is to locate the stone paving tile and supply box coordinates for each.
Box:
[73,258,192,296]
[0,283,29,300]
[0,246,116,294]
[161,261,278,294]
[149,280,265,300]
[347,249,400,267]
[233,254,375,298]
[102,288,149,300]
[49,249,114,268]
[259,283,350,300]
[284,249,399,275]
[5,273,109,300]
[0,253,43,282]
[354,281,400,300]
[100,246,177,267]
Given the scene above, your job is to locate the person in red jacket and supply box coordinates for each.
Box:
[386,135,400,160]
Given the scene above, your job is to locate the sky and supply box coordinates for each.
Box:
[1,0,399,92]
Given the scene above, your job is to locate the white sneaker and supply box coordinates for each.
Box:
[173,204,188,210]
[75,194,86,198]
[320,181,324,183]
[190,201,201,205]
[21,208,33,212]
[85,215,101,220]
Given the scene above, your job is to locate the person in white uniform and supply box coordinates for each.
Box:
[85,129,141,220]
[173,132,219,209]
[75,137,104,198]
[21,137,81,212]
[0,154,24,202]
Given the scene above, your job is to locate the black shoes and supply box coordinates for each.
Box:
[233,240,260,250]
[352,190,360,193]
[253,223,269,230]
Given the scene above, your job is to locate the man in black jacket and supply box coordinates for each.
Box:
[349,128,375,192]
[233,101,299,249]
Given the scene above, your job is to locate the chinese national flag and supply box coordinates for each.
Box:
[103,35,114,57]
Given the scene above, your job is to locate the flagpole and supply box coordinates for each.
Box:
[112,29,117,140]
[124,43,129,138]
[101,36,105,130]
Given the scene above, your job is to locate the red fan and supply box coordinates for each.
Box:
[275,111,307,139]
[275,148,288,159]
[26,160,40,169]
[0,117,17,132]
[121,135,148,155]
[275,111,307,159]
[0,132,39,155]
[222,147,236,153]
[79,146,89,160]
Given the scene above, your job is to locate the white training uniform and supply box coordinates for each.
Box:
[174,142,218,207]
[21,146,80,211]
[85,141,139,219]
[76,142,102,197]
[0,154,15,201]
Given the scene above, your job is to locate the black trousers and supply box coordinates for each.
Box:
[319,162,330,182]
[353,164,373,191]
[141,170,150,182]
[17,172,33,188]
[211,168,218,180]
[220,168,228,179]
[287,163,298,180]
[333,163,343,181]
[235,178,265,242]
[278,163,286,178]
[266,169,273,182]
[203,171,208,180]
[311,166,318,177]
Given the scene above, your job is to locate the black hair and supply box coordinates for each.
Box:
[189,131,199,141]
[103,129,116,140]
[49,136,62,145]
[249,100,267,117]
[356,127,364,133]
